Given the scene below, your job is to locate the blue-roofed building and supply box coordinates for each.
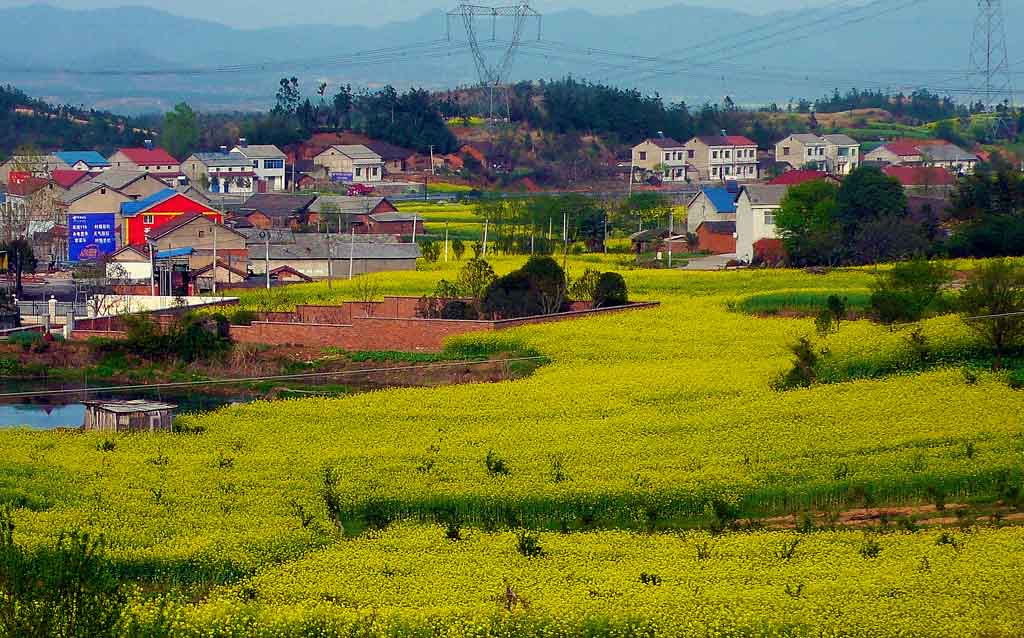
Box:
[54,151,111,172]
[686,186,739,234]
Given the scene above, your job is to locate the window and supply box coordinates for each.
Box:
[665,153,671,161]
[198,231,205,238]
[712,151,719,159]
[724,150,731,159]
[764,212,776,225]
[807,148,814,157]
[144,214,154,224]
[355,167,362,177]
[372,167,379,176]
[817,147,824,156]
[264,159,284,169]
[838,148,849,156]
[687,150,695,159]
[712,167,719,176]
[638,151,647,161]
[253,160,259,167]
[783,146,790,156]
[724,166,732,175]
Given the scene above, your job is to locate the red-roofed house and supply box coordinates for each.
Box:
[768,170,840,186]
[108,143,183,180]
[863,139,947,166]
[683,135,759,182]
[50,169,92,190]
[882,166,957,189]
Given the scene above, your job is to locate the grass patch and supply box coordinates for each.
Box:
[730,290,872,316]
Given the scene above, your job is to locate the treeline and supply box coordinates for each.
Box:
[775,160,1024,267]
[239,79,458,154]
[0,85,147,158]
[808,88,963,121]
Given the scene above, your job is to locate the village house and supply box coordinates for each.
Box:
[182,150,257,195]
[119,189,224,246]
[54,151,111,173]
[882,165,958,194]
[107,142,183,181]
[686,186,738,234]
[917,144,978,175]
[91,169,170,200]
[147,211,248,275]
[308,196,406,233]
[735,185,788,264]
[365,141,417,174]
[683,135,759,182]
[695,221,737,255]
[231,140,287,191]
[313,145,385,183]
[248,234,420,279]
[234,193,318,230]
[49,169,92,191]
[83,400,176,433]
[631,137,688,182]
[775,134,860,175]
[0,153,69,184]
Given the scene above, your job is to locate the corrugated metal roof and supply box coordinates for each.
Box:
[83,399,176,414]
[55,151,110,167]
[190,152,253,168]
[696,187,738,213]
[115,147,180,166]
[309,195,394,214]
[121,188,178,216]
[248,235,420,261]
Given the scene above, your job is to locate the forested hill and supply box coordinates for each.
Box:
[0,85,148,158]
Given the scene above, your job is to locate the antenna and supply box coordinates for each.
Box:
[969,0,1014,139]
[447,3,541,124]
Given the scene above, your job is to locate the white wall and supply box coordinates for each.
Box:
[87,295,239,318]
[736,195,780,263]
[108,261,151,281]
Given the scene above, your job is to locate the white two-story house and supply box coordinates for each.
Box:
[182,149,257,195]
[736,185,788,263]
[232,139,287,192]
[776,134,860,175]
[683,135,759,182]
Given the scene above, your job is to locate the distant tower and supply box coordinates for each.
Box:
[969,0,1014,138]
[447,3,541,124]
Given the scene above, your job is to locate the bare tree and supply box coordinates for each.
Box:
[352,276,381,317]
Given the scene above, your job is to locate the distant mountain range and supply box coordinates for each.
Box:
[0,1,1017,114]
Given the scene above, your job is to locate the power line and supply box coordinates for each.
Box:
[0,356,549,401]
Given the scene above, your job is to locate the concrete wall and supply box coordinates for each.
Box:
[736,194,780,263]
[250,258,417,279]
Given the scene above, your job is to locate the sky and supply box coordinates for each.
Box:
[0,1,841,29]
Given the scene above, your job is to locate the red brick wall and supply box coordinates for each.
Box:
[697,227,737,255]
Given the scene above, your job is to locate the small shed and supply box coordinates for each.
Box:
[82,400,177,433]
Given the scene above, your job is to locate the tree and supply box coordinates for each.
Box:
[521,255,567,314]
[619,192,673,232]
[332,84,354,129]
[161,102,199,160]
[835,166,908,235]
[775,180,842,266]
[959,259,1024,370]
[456,258,497,311]
[869,258,952,327]
[594,272,628,308]
[273,77,301,116]
[0,239,36,297]
[451,238,466,261]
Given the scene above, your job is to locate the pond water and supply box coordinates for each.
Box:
[0,381,255,430]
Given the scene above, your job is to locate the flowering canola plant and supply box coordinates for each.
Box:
[2,257,1023,636]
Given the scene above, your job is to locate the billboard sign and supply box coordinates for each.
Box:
[69,213,117,261]
[330,172,354,183]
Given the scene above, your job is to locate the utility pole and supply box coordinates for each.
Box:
[444,223,450,262]
[969,0,1014,138]
[667,210,673,269]
[149,242,156,296]
[348,225,355,280]
[482,219,489,257]
[265,235,271,291]
[562,211,568,272]
[211,223,218,295]
[326,232,333,289]
[429,145,436,176]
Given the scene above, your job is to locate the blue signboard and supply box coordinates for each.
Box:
[330,172,354,183]
[69,213,117,261]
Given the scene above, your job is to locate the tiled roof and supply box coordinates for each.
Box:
[882,141,929,157]
[7,176,49,197]
[115,147,180,166]
[148,212,205,239]
[369,212,422,223]
[696,135,756,147]
[249,235,420,261]
[234,144,285,159]
[882,166,956,186]
[90,169,157,190]
[768,170,831,186]
[50,169,91,189]
[55,151,110,167]
[646,137,685,149]
[190,152,252,168]
[329,145,382,161]
[742,185,789,207]
[917,144,978,163]
[309,195,395,215]
[241,193,317,219]
[822,134,859,146]
[695,187,738,213]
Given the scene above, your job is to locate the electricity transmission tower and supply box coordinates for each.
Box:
[968,0,1014,139]
[447,3,541,124]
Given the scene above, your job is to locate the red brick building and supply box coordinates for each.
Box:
[696,221,737,254]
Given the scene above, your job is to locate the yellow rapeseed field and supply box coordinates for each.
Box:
[3,256,1023,636]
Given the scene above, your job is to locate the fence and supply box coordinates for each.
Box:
[16,300,89,319]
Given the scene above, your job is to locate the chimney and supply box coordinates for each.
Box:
[219,145,228,155]
[656,131,665,139]
[239,137,248,148]
[720,130,727,138]
[144,139,154,150]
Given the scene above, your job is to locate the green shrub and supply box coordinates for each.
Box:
[1010,368,1024,390]
[0,358,21,376]
[594,272,628,308]
[229,310,260,326]
[870,258,953,326]
[7,331,41,352]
